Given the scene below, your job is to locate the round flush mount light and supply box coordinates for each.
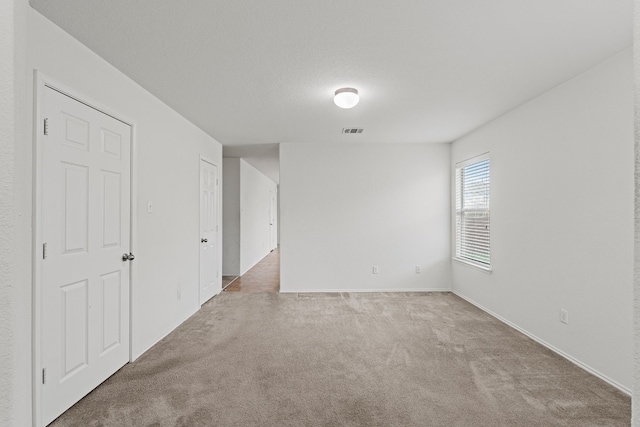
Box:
[334,88,359,109]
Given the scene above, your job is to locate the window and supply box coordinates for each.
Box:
[455,154,490,269]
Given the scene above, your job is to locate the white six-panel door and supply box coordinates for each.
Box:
[199,159,219,304]
[41,87,131,425]
[269,189,277,251]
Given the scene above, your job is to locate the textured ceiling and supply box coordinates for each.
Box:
[30,1,632,181]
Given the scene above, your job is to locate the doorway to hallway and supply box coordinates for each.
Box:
[223,248,279,292]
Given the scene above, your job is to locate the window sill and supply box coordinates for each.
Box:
[453,257,492,274]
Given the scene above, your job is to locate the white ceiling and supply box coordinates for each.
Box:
[30,1,632,183]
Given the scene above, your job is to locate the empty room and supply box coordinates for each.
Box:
[1,1,639,426]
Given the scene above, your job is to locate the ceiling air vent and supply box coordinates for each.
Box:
[342,128,364,134]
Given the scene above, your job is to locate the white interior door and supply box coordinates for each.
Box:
[269,189,277,250]
[200,159,219,304]
[41,87,131,425]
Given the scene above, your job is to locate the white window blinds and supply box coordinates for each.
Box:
[455,154,490,268]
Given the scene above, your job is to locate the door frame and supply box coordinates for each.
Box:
[32,71,137,427]
[198,155,222,304]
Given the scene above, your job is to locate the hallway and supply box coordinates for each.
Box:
[224,248,279,292]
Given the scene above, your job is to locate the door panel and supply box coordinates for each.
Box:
[60,279,89,380]
[41,87,131,425]
[61,162,89,253]
[62,113,89,150]
[100,270,122,354]
[200,160,219,304]
[101,171,122,248]
[100,128,122,159]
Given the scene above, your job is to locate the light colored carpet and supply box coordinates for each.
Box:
[49,292,630,426]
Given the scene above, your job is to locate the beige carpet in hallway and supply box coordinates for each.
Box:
[49,292,629,426]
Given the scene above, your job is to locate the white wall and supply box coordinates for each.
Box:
[223,158,241,275]
[452,50,633,392]
[280,143,451,292]
[1,0,30,424]
[27,9,223,361]
[239,159,278,274]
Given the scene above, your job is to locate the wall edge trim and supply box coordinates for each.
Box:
[279,288,452,293]
[131,306,199,361]
[452,290,631,396]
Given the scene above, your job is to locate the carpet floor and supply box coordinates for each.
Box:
[49,292,630,426]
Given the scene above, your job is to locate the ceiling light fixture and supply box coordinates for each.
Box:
[334,88,359,109]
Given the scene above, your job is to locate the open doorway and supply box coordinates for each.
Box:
[221,152,279,293]
[223,247,279,292]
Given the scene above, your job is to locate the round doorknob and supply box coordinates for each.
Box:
[122,253,135,261]
[201,238,208,243]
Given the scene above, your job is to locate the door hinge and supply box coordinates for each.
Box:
[216,178,219,186]
[44,118,49,135]
[42,368,46,384]
[42,243,48,259]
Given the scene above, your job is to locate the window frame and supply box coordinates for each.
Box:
[453,153,492,272]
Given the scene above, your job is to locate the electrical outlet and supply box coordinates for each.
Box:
[415,266,421,274]
[560,309,569,324]
[372,266,379,274]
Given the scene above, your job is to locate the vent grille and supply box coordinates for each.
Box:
[342,128,364,134]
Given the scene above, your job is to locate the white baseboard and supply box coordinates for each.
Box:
[451,290,631,396]
[131,287,224,361]
[131,307,198,361]
[279,287,452,293]
[221,276,238,289]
